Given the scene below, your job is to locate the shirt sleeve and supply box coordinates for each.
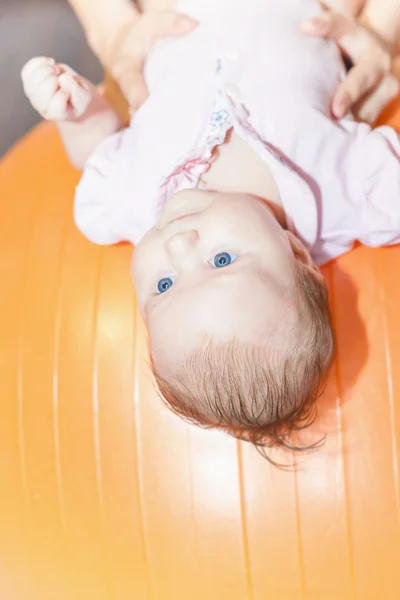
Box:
[358,125,400,248]
[74,130,136,245]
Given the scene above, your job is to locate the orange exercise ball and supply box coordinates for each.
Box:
[1,98,400,599]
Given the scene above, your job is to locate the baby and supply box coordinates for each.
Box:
[22,0,400,459]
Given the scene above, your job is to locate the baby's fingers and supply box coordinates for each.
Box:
[58,70,91,117]
[26,76,60,114]
[21,60,57,102]
[332,59,384,118]
[43,89,69,121]
[21,56,55,84]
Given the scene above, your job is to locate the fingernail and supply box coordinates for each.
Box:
[177,16,198,30]
[333,94,350,118]
[301,17,328,34]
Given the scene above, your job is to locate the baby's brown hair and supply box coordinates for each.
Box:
[151,258,334,465]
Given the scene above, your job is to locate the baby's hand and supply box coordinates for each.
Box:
[21,57,92,121]
[301,8,400,123]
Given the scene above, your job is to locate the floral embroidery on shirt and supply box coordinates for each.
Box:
[157,153,212,214]
[158,58,288,213]
[157,60,234,213]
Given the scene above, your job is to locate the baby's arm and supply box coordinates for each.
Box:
[21,57,123,170]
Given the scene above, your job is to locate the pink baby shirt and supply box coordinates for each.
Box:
[74,0,400,265]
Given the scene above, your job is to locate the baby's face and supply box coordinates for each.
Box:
[132,190,300,372]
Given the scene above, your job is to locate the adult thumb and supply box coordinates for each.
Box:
[147,11,198,44]
[301,10,352,39]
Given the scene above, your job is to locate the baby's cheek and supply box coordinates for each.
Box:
[130,249,141,284]
[131,251,149,311]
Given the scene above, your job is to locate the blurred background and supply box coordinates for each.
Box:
[0,0,102,157]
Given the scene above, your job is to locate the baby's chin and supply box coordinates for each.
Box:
[156,189,215,229]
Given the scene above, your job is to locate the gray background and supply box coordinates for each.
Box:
[0,0,102,157]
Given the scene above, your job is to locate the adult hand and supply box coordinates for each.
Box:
[301,7,400,123]
[107,10,197,111]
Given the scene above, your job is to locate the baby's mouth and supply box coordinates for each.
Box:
[157,211,201,230]
[166,212,200,226]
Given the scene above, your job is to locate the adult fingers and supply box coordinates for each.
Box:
[301,10,354,41]
[355,72,400,123]
[301,9,378,63]
[120,72,148,110]
[110,51,148,110]
[109,11,197,110]
[332,58,385,118]
[145,10,198,45]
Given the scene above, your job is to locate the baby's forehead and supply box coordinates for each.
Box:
[153,268,278,317]
[148,270,295,365]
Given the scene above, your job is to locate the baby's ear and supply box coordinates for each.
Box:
[286,231,320,275]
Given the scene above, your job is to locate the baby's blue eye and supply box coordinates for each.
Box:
[210,252,238,268]
[156,277,175,294]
